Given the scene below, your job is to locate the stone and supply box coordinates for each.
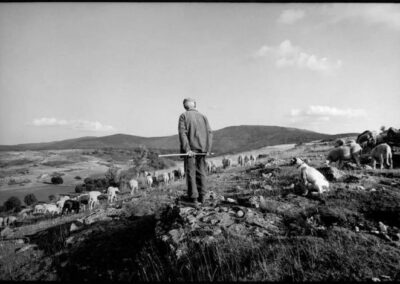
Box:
[379,222,388,234]
[355,226,360,232]
[226,198,237,203]
[169,229,184,244]
[317,166,346,182]
[70,223,80,232]
[355,186,365,191]
[219,213,235,227]
[1,227,13,238]
[15,239,25,245]
[236,210,245,218]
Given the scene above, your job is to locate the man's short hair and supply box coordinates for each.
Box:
[183,98,196,109]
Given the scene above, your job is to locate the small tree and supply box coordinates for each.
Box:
[4,196,22,212]
[75,183,86,193]
[51,176,63,184]
[105,165,119,185]
[24,193,38,206]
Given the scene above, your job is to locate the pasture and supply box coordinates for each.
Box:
[0,139,400,281]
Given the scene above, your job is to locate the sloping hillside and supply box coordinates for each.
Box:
[0,125,357,155]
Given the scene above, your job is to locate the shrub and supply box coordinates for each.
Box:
[74,176,82,180]
[75,183,86,193]
[24,193,38,206]
[4,196,22,212]
[51,176,64,184]
[48,195,56,202]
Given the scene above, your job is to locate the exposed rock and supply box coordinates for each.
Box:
[70,223,80,232]
[15,244,37,254]
[1,226,13,238]
[317,166,346,182]
[379,222,388,234]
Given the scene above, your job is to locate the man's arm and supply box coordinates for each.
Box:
[178,113,191,154]
[204,116,213,154]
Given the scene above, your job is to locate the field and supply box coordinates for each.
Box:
[1,139,400,281]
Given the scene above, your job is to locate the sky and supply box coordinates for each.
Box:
[0,3,399,145]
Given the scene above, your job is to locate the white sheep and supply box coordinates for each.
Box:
[326,146,352,169]
[129,179,139,196]
[107,186,120,203]
[146,175,153,187]
[162,172,170,185]
[34,204,46,214]
[347,140,363,166]
[43,203,61,215]
[249,154,256,165]
[292,157,330,195]
[168,172,175,182]
[56,195,70,209]
[237,155,244,167]
[244,155,250,166]
[178,167,185,180]
[88,191,102,210]
[4,215,17,227]
[0,217,3,227]
[370,143,393,169]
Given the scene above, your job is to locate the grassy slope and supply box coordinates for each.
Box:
[1,142,400,281]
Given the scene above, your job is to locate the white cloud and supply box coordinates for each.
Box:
[323,4,400,31]
[291,105,367,119]
[278,9,306,24]
[30,117,115,132]
[255,40,342,73]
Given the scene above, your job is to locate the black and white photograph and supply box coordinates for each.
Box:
[0,2,400,281]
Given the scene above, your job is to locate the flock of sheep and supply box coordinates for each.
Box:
[1,131,397,230]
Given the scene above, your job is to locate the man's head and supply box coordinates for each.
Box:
[183,98,196,110]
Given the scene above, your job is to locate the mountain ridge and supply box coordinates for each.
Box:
[0,125,357,154]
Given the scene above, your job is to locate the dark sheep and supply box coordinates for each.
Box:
[62,200,80,215]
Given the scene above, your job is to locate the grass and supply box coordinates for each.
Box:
[1,141,400,281]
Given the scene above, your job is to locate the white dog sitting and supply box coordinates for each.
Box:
[291,157,330,196]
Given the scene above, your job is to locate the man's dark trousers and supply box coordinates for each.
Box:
[184,155,206,202]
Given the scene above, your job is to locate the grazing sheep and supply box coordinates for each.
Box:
[77,194,89,211]
[0,217,3,227]
[168,172,175,182]
[178,167,185,180]
[211,164,217,174]
[222,157,232,169]
[370,143,393,169]
[206,160,212,174]
[238,155,244,167]
[347,140,363,166]
[88,191,102,210]
[62,200,80,214]
[292,157,330,195]
[146,175,153,187]
[34,204,46,214]
[43,203,61,215]
[18,208,33,219]
[107,186,120,203]
[56,195,70,209]
[244,155,250,166]
[162,172,170,185]
[334,139,345,147]
[129,179,139,196]
[4,216,17,227]
[326,146,352,169]
[250,154,256,165]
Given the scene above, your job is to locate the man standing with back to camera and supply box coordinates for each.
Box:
[178,98,213,206]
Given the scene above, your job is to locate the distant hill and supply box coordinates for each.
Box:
[0,125,357,155]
